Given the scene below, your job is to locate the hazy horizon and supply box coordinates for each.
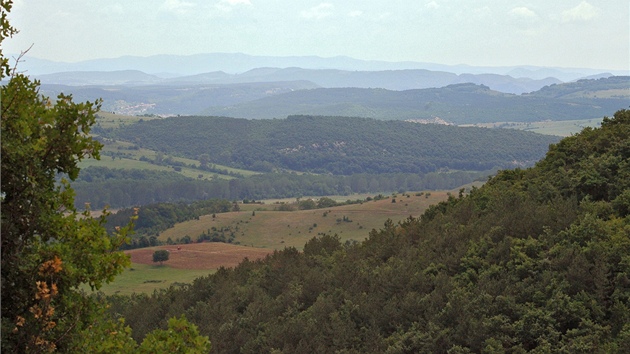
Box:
[4,1,629,72]
[9,51,629,73]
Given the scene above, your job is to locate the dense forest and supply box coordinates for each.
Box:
[200,77,628,122]
[106,109,630,352]
[104,199,233,235]
[108,115,558,174]
[72,166,492,208]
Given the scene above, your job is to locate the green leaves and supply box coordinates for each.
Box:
[71,316,210,353]
[139,316,211,353]
[152,250,170,265]
[0,0,16,79]
[108,109,629,352]
[0,71,126,350]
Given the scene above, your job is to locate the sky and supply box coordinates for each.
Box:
[4,0,629,70]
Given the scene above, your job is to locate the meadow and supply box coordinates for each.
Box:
[82,112,258,180]
[93,263,212,296]
[463,117,603,136]
[94,188,465,295]
[159,190,457,249]
[94,243,273,295]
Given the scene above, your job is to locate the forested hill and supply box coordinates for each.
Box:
[110,115,559,175]
[108,110,630,352]
[201,77,629,123]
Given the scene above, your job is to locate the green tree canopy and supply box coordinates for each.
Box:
[0,18,135,352]
[0,3,210,350]
[152,250,170,265]
[107,109,630,353]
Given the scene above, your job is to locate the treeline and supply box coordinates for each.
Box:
[103,199,233,250]
[73,167,493,208]
[136,155,246,178]
[105,110,630,352]
[109,115,559,174]
[105,199,233,236]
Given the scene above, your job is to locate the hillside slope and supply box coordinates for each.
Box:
[111,115,559,174]
[109,109,630,352]
[39,81,319,116]
[201,77,628,123]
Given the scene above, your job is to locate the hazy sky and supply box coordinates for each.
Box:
[4,0,629,70]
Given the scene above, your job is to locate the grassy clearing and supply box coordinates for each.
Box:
[462,118,603,137]
[95,112,161,129]
[95,187,477,295]
[83,123,259,179]
[90,242,272,295]
[87,263,213,296]
[159,190,455,250]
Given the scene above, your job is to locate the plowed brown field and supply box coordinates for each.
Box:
[126,243,273,270]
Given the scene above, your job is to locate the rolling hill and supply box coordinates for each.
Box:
[200,77,629,123]
[107,109,630,353]
[39,80,319,116]
[35,67,561,94]
[110,115,560,175]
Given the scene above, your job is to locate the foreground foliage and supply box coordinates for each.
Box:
[1,3,210,350]
[109,110,630,353]
[0,64,131,351]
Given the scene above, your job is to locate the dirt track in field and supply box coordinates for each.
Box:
[126,243,274,269]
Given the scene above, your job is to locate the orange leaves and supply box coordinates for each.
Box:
[12,315,26,334]
[24,280,58,352]
[38,255,63,276]
[34,281,58,301]
[19,258,62,346]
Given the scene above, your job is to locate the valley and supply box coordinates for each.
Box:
[4,1,630,351]
[93,188,459,295]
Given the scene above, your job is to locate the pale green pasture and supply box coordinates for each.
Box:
[160,191,452,250]
[95,112,160,129]
[89,263,213,296]
[80,137,258,179]
[463,118,603,137]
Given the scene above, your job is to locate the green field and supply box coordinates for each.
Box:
[89,263,213,296]
[83,113,259,179]
[95,111,162,129]
[94,190,456,295]
[462,118,603,137]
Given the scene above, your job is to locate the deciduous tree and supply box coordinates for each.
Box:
[0,11,135,351]
[152,250,170,265]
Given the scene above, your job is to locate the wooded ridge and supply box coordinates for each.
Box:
[106,109,630,352]
[201,77,628,122]
[108,115,559,175]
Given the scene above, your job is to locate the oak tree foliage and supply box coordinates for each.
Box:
[0,2,210,351]
[153,250,170,265]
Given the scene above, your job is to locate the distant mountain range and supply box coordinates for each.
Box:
[14,52,627,81]
[35,67,563,94]
[11,52,627,122]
